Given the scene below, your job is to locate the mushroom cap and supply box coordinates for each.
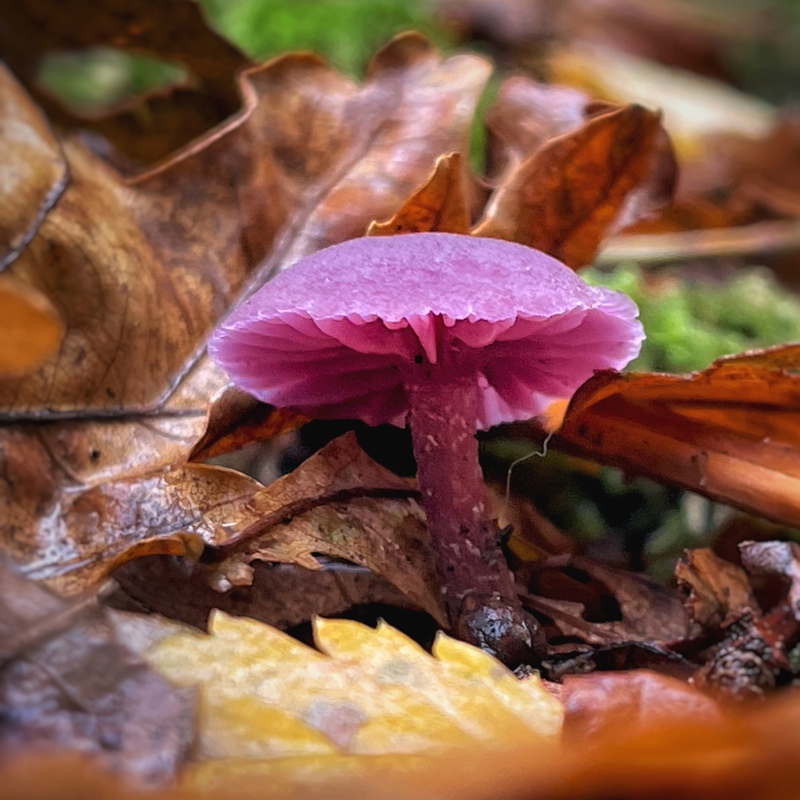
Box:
[210,233,643,429]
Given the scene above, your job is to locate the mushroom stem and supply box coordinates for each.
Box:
[404,367,535,663]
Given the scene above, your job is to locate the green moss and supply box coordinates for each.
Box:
[199,0,454,76]
[583,263,800,373]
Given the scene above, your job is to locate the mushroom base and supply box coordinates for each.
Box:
[404,369,536,665]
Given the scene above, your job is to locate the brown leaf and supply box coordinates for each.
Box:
[526,555,690,647]
[740,540,800,621]
[0,560,194,782]
[0,64,67,269]
[113,558,423,633]
[0,0,250,167]
[212,433,446,625]
[558,669,723,742]
[188,388,307,463]
[367,152,472,236]
[675,548,758,630]
[484,77,614,175]
[474,103,676,268]
[1,36,490,585]
[549,345,800,527]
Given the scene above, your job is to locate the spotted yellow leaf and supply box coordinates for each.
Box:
[145,611,562,789]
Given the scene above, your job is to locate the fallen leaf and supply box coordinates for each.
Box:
[0,63,67,269]
[557,669,723,742]
[545,345,800,528]
[0,560,194,783]
[0,35,491,587]
[675,548,758,630]
[142,611,562,787]
[188,387,307,463]
[474,102,676,268]
[113,558,426,633]
[484,77,614,175]
[0,0,251,167]
[548,41,777,158]
[525,555,690,646]
[5,692,800,800]
[0,272,64,376]
[210,432,445,625]
[367,152,472,236]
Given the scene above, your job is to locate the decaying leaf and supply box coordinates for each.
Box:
[525,555,690,647]
[475,102,676,268]
[548,41,777,156]
[0,35,491,587]
[188,388,306,463]
[0,560,193,783]
[141,611,562,788]
[113,559,425,634]
[6,429,440,633]
[208,432,445,625]
[5,692,800,800]
[546,345,800,528]
[675,548,758,630]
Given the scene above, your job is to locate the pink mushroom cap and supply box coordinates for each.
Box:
[210,233,644,429]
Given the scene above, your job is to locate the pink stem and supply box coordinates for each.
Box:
[403,365,535,663]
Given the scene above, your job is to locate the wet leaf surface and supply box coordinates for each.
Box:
[0,36,491,587]
[0,560,193,783]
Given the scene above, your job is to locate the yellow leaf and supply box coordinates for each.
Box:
[145,612,562,789]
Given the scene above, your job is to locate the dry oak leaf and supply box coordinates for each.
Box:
[0,560,194,783]
[0,35,491,584]
[547,344,800,528]
[474,100,676,268]
[142,611,563,790]
[525,556,690,647]
[206,432,445,625]
[367,76,676,269]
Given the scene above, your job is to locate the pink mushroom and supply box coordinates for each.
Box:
[210,233,643,662]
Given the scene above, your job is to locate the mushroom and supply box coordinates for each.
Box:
[210,233,643,662]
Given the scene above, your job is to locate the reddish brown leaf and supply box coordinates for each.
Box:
[548,345,800,527]
[558,669,722,742]
[367,152,472,236]
[675,548,758,630]
[188,387,307,463]
[524,553,690,648]
[474,104,676,268]
[485,77,614,176]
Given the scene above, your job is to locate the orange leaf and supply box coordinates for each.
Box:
[549,345,800,527]
[475,103,676,268]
